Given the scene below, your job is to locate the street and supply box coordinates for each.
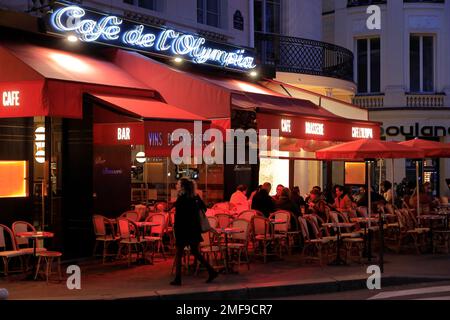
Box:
[273,281,450,300]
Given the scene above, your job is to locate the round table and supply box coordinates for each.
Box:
[135,222,160,264]
[16,231,54,280]
[322,222,356,266]
[215,228,244,273]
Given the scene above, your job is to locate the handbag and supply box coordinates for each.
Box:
[197,199,211,233]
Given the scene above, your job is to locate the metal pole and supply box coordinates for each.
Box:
[368,161,372,226]
[391,158,395,206]
[378,160,383,194]
[416,160,420,216]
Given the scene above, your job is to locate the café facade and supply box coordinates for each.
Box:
[0,2,380,257]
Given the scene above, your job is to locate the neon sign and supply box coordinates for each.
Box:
[2,91,20,107]
[352,127,373,139]
[47,3,256,72]
[305,122,324,136]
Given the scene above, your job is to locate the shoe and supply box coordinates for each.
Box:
[206,271,219,283]
[170,279,181,286]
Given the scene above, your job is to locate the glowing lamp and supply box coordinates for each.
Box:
[136,151,146,163]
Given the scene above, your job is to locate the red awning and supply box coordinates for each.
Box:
[90,94,206,121]
[0,43,156,118]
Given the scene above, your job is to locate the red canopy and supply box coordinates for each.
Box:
[315,139,425,160]
[398,138,450,158]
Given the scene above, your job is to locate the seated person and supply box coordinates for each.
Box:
[229,184,250,212]
[275,188,301,219]
[251,182,275,218]
[332,185,354,213]
[306,189,328,222]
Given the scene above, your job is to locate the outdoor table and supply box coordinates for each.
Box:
[418,215,446,252]
[16,231,54,280]
[432,210,450,230]
[215,228,244,273]
[322,222,356,266]
[351,217,378,261]
[134,222,160,264]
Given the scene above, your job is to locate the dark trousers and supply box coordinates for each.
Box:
[174,243,215,279]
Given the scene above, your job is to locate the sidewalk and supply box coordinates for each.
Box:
[1,253,449,300]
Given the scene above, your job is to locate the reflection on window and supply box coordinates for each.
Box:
[410,35,434,93]
[123,0,159,11]
[356,38,380,93]
[197,0,220,28]
[0,161,28,198]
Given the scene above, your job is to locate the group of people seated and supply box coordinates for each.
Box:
[229,178,443,221]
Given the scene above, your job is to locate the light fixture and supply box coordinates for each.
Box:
[174,57,183,63]
[67,35,78,43]
[136,151,146,164]
[249,70,258,78]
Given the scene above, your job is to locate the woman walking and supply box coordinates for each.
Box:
[171,178,219,286]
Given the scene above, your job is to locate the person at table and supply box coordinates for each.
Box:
[275,188,301,218]
[291,186,306,209]
[272,184,284,202]
[229,184,250,212]
[307,189,328,222]
[251,182,275,218]
[332,185,353,213]
[409,184,435,213]
[353,186,366,204]
[356,186,386,210]
[381,180,393,204]
[171,178,218,286]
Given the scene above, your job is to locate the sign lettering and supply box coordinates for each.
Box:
[305,122,324,136]
[352,127,373,139]
[2,91,20,107]
[281,119,292,133]
[48,4,256,72]
[117,127,130,141]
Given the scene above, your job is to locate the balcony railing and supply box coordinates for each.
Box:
[352,94,385,109]
[347,0,387,7]
[255,33,354,82]
[406,93,445,108]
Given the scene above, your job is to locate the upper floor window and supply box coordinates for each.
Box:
[410,35,434,93]
[197,0,221,28]
[255,0,281,34]
[356,38,381,94]
[123,0,158,11]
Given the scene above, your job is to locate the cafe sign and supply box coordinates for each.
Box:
[46,2,256,72]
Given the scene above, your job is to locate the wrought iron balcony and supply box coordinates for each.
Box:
[255,33,354,82]
[347,0,387,7]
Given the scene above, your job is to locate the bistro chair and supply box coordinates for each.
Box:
[155,202,168,213]
[215,214,233,229]
[228,219,251,271]
[207,216,219,229]
[117,218,148,267]
[237,210,259,222]
[298,217,333,266]
[269,211,291,257]
[196,229,225,275]
[34,251,63,283]
[252,216,278,263]
[92,215,120,264]
[120,211,140,222]
[144,213,167,260]
[12,221,47,255]
[0,224,25,276]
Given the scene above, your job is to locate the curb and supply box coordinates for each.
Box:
[115,275,450,300]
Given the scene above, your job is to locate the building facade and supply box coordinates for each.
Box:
[324,0,450,197]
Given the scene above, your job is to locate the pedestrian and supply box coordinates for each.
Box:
[171,178,218,286]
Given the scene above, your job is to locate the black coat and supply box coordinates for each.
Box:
[251,189,275,218]
[174,194,206,246]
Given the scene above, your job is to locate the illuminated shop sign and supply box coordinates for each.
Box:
[381,123,450,138]
[352,127,373,139]
[2,91,20,107]
[47,3,256,72]
[117,127,131,141]
[281,119,291,133]
[305,122,324,136]
[34,126,45,164]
